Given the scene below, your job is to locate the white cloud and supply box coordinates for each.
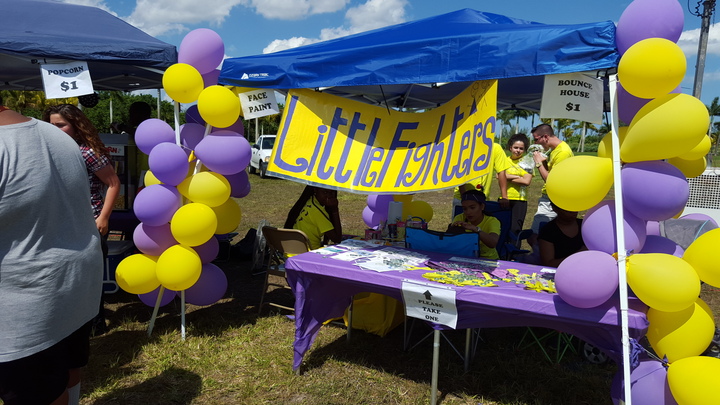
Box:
[126,0,247,36]
[263,0,408,53]
[679,23,720,57]
[249,0,349,20]
[59,0,117,15]
[263,37,321,54]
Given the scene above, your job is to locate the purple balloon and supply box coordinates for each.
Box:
[138,286,177,307]
[193,236,219,264]
[194,133,251,175]
[680,213,719,227]
[611,358,677,405]
[555,250,619,308]
[180,123,206,152]
[616,0,684,55]
[135,119,176,156]
[367,194,394,213]
[640,235,684,257]
[148,143,190,186]
[362,206,387,228]
[225,170,251,198]
[646,221,661,236]
[178,28,225,75]
[622,161,689,221]
[133,184,182,226]
[185,105,205,126]
[133,223,177,256]
[202,69,220,88]
[582,200,647,255]
[218,116,245,135]
[185,263,228,306]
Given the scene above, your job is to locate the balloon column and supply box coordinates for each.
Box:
[363,194,435,229]
[546,1,720,403]
[115,28,247,314]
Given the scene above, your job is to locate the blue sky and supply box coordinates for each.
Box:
[66,0,719,105]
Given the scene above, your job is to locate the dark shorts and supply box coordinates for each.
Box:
[0,321,91,405]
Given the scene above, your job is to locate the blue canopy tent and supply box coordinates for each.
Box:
[219,8,619,111]
[1,0,177,92]
[219,9,638,405]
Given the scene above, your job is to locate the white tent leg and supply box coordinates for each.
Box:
[608,74,632,405]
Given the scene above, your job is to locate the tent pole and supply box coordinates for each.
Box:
[608,74,632,405]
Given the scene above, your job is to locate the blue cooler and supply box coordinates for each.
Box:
[104,240,135,293]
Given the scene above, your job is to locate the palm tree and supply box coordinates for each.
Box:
[496,109,514,145]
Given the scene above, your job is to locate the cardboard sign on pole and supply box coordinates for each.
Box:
[240,89,279,119]
[540,72,604,124]
[41,61,94,99]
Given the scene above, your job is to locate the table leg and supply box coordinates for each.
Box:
[431,329,440,405]
[464,329,471,372]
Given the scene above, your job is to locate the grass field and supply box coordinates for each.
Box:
[79,172,720,405]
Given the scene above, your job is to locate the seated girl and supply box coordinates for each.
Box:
[284,185,342,250]
[447,190,500,259]
[537,202,586,267]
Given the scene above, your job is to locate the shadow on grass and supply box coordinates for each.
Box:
[299,325,616,404]
[87,366,202,405]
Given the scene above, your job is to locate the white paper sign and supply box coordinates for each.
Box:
[40,61,94,99]
[540,73,604,124]
[240,89,279,119]
[402,281,457,329]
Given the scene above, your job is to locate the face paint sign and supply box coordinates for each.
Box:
[268,81,498,194]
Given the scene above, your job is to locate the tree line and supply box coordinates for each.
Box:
[3,90,718,153]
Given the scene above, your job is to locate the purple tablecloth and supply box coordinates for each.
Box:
[285,248,649,371]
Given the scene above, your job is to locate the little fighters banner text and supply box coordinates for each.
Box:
[267,80,498,194]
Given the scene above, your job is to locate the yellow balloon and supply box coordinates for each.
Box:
[115,254,160,294]
[618,38,686,99]
[683,228,720,287]
[668,156,707,178]
[626,253,700,312]
[197,85,241,128]
[212,198,242,234]
[394,194,413,204]
[545,156,613,212]
[156,244,202,291]
[647,298,715,362]
[678,135,712,160]
[144,170,162,187]
[622,93,709,162]
[596,127,627,160]
[162,63,204,104]
[176,171,231,207]
[170,203,218,246]
[668,356,720,405]
[407,200,434,222]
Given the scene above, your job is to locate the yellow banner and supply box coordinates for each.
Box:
[268,80,498,194]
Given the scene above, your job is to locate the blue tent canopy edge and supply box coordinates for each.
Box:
[219,9,619,111]
[2,0,177,91]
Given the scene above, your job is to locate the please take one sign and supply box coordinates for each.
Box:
[402,281,458,329]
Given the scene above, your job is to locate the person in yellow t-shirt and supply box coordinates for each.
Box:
[529,124,574,248]
[448,190,501,259]
[451,142,510,218]
[504,133,534,236]
[284,185,342,250]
